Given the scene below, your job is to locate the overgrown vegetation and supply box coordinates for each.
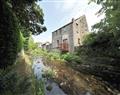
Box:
[33,79,45,95]
[0,0,46,68]
[1,0,120,94]
[76,0,120,90]
[0,0,46,94]
[0,0,21,68]
[61,53,81,64]
[0,54,33,95]
[27,39,82,64]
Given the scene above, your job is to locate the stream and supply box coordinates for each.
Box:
[32,57,67,95]
[32,57,110,95]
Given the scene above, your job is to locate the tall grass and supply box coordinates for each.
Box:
[0,52,46,95]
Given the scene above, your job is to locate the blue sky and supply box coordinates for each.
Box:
[33,0,104,43]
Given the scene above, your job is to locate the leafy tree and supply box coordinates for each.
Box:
[0,0,46,68]
[0,0,21,68]
[10,0,47,35]
[82,32,97,45]
[90,0,120,34]
[86,0,120,58]
[28,35,38,51]
[10,0,47,50]
[76,0,120,90]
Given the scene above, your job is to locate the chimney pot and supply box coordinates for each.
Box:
[72,18,74,22]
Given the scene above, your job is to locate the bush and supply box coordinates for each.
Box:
[48,52,61,61]
[0,65,31,95]
[29,48,63,62]
[42,68,55,79]
[0,1,21,69]
[34,80,45,95]
[61,53,81,64]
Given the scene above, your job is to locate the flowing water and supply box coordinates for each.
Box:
[32,56,120,95]
[32,57,67,95]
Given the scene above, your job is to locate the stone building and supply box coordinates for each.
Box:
[52,15,89,53]
[41,42,52,52]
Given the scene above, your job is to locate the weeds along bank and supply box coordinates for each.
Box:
[0,52,45,95]
[0,53,32,95]
[27,47,81,65]
[26,47,120,95]
[32,50,114,95]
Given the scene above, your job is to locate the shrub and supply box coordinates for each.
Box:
[61,53,81,64]
[0,1,21,69]
[34,79,45,95]
[42,67,55,80]
[0,65,31,95]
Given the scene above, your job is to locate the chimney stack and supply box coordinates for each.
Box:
[72,18,74,22]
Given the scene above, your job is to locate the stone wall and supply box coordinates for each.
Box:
[73,15,89,48]
[52,15,89,53]
[52,23,73,52]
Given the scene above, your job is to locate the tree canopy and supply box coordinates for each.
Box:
[10,0,47,35]
[0,0,46,68]
[90,0,120,33]
[77,0,120,90]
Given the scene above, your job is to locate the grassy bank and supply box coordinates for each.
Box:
[0,52,45,95]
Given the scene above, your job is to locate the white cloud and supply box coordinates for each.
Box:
[55,0,88,11]
[33,0,105,42]
[55,0,104,31]
[61,0,77,10]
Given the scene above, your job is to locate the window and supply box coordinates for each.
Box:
[59,29,62,34]
[63,39,68,44]
[78,38,80,44]
[80,20,81,22]
[76,23,79,33]
[57,40,59,47]
[63,39,68,50]
[54,31,57,35]
[76,23,78,28]
[56,31,58,35]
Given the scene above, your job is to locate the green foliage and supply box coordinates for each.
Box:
[61,53,81,64]
[28,45,63,62]
[28,35,38,51]
[0,52,45,95]
[0,66,32,95]
[47,52,61,61]
[9,0,46,35]
[29,43,82,64]
[18,31,24,51]
[90,0,120,33]
[0,0,22,68]
[77,0,120,90]
[82,32,97,45]
[83,0,120,59]
[21,27,31,51]
[35,80,45,95]
[43,68,55,79]
[0,0,46,68]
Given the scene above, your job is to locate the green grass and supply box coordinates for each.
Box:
[0,52,46,95]
[35,80,45,95]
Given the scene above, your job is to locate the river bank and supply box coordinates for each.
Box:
[44,59,119,95]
